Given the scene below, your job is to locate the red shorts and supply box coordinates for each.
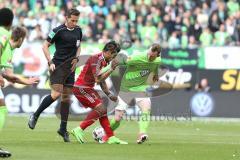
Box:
[72,86,102,108]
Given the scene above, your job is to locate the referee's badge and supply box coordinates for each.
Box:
[76,40,80,47]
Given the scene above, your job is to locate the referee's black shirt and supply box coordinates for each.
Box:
[47,24,82,62]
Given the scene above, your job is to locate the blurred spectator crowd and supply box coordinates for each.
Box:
[0,0,239,48]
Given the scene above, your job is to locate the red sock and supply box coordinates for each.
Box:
[80,110,100,130]
[99,116,114,138]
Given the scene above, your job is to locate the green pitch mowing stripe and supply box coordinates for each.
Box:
[1,116,240,160]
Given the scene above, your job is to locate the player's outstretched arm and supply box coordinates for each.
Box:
[96,59,119,83]
[96,69,113,83]
[2,68,39,85]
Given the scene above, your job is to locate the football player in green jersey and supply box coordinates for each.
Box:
[0,8,14,158]
[97,43,162,144]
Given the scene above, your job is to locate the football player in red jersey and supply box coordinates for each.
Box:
[71,41,127,144]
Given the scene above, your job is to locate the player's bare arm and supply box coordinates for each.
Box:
[42,40,55,72]
[2,68,39,85]
[71,44,81,72]
[96,59,119,83]
[100,80,118,102]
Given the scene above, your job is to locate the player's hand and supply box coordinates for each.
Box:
[71,58,78,72]
[49,63,55,72]
[108,94,118,102]
[0,75,5,87]
[153,74,159,82]
[111,59,119,70]
[27,77,40,85]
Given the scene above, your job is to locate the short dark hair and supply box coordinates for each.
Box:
[66,8,80,18]
[103,41,121,54]
[151,43,162,56]
[11,26,27,41]
[0,8,14,27]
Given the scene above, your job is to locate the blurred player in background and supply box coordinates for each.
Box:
[0,8,39,157]
[98,43,162,144]
[71,41,127,144]
[28,8,82,142]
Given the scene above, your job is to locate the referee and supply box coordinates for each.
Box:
[28,8,82,142]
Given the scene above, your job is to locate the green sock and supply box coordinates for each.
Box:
[110,119,121,131]
[0,106,7,131]
[139,111,150,134]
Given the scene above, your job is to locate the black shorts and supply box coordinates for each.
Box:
[50,58,75,87]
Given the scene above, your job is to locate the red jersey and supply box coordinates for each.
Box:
[75,52,108,88]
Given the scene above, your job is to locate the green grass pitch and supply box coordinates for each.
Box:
[1,116,240,160]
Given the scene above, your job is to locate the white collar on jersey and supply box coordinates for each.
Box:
[64,23,75,31]
[66,27,74,31]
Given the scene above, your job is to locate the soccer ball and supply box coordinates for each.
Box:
[92,127,105,143]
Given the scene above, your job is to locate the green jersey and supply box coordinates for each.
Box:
[120,53,161,92]
[0,27,13,69]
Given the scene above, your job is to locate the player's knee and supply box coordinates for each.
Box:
[51,91,61,100]
[115,115,122,122]
[95,104,107,115]
[142,108,150,113]
[61,95,71,103]
[140,103,151,112]
[141,104,151,112]
[61,98,71,104]
[115,110,124,122]
[137,98,151,111]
